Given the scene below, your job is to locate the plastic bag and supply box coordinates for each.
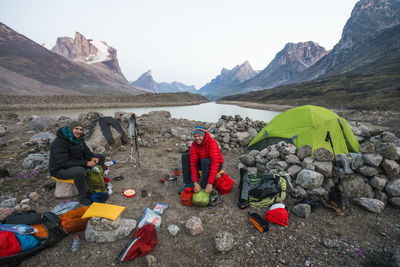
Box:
[138,208,161,230]
[0,224,38,235]
[51,201,80,216]
[153,203,168,215]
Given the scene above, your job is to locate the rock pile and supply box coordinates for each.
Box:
[238,124,400,212]
[207,115,266,150]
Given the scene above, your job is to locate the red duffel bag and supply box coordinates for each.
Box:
[181,187,195,206]
[214,172,234,195]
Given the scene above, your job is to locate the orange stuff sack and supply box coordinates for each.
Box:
[59,207,90,233]
[31,224,48,239]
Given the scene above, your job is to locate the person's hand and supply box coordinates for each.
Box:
[87,160,96,167]
[91,157,99,164]
[194,182,201,193]
[205,183,213,193]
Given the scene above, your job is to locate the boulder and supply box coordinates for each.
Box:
[282,144,297,155]
[297,145,312,160]
[235,132,251,146]
[313,148,333,161]
[341,174,374,198]
[359,142,375,154]
[381,159,400,178]
[90,217,121,231]
[357,165,379,177]
[353,198,385,213]
[313,161,333,178]
[85,218,137,243]
[54,181,79,198]
[370,176,387,191]
[385,179,400,197]
[0,125,7,137]
[388,197,400,208]
[28,116,56,132]
[374,191,388,204]
[284,154,301,165]
[287,165,302,178]
[30,132,56,143]
[376,143,398,160]
[361,153,383,167]
[215,231,234,252]
[186,216,203,236]
[22,153,49,169]
[167,224,180,236]
[292,204,311,218]
[296,169,324,190]
[308,187,328,197]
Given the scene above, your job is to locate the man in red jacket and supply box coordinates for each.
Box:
[182,126,224,193]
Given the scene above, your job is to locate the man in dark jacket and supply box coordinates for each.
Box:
[49,121,105,205]
[181,126,224,193]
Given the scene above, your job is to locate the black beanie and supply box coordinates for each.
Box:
[68,121,83,132]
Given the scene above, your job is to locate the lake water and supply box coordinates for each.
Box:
[7,102,281,123]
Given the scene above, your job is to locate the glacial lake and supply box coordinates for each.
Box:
[8,102,281,123]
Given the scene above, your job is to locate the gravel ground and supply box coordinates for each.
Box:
[0,114,399,267]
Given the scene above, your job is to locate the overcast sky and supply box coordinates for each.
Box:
[0,0,359,88]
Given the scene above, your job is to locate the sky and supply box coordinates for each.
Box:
[0,0,359,89]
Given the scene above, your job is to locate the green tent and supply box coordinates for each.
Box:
[248,105,360,156]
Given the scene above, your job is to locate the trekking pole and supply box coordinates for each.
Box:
[131,113,140,166]
[325,131,351,212]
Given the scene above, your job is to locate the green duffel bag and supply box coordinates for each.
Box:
[192,190,210,207]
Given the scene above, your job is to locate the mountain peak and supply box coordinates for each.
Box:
[50,32,123,75]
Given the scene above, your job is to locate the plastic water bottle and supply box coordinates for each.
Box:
[71,235,80,252]
[105,160,117,167]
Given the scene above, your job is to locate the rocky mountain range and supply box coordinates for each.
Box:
[131,70,197,93]
[197,61,259,100]
[286,0,400,84]
[0,23,145,96]
[222,0,400,111]
[209,42,327,99]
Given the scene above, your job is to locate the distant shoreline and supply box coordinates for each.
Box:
[0,101,208,111]
[217,100,398,129]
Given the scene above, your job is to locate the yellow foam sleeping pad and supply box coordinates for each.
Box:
[51,176,75,184]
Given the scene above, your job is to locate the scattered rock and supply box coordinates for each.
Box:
[146,255,157,267]
[322,238,340,248]
[0,207,15,220]
[29,192,40,201]
[215,231,234,252]
[186,216,203,236]
[22,153,49,169]
[292,204,311,218]
[1,198,17,208]
[167,224,180,236]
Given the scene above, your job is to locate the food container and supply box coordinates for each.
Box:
[124,189,136,198]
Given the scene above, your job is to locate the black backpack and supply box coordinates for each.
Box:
[0,210,67,265]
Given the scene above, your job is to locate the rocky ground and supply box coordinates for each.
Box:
[0,110,399,267]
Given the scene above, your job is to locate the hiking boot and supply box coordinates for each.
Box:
[209,189,223,206]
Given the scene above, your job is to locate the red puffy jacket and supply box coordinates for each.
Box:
[190,132,224,184]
